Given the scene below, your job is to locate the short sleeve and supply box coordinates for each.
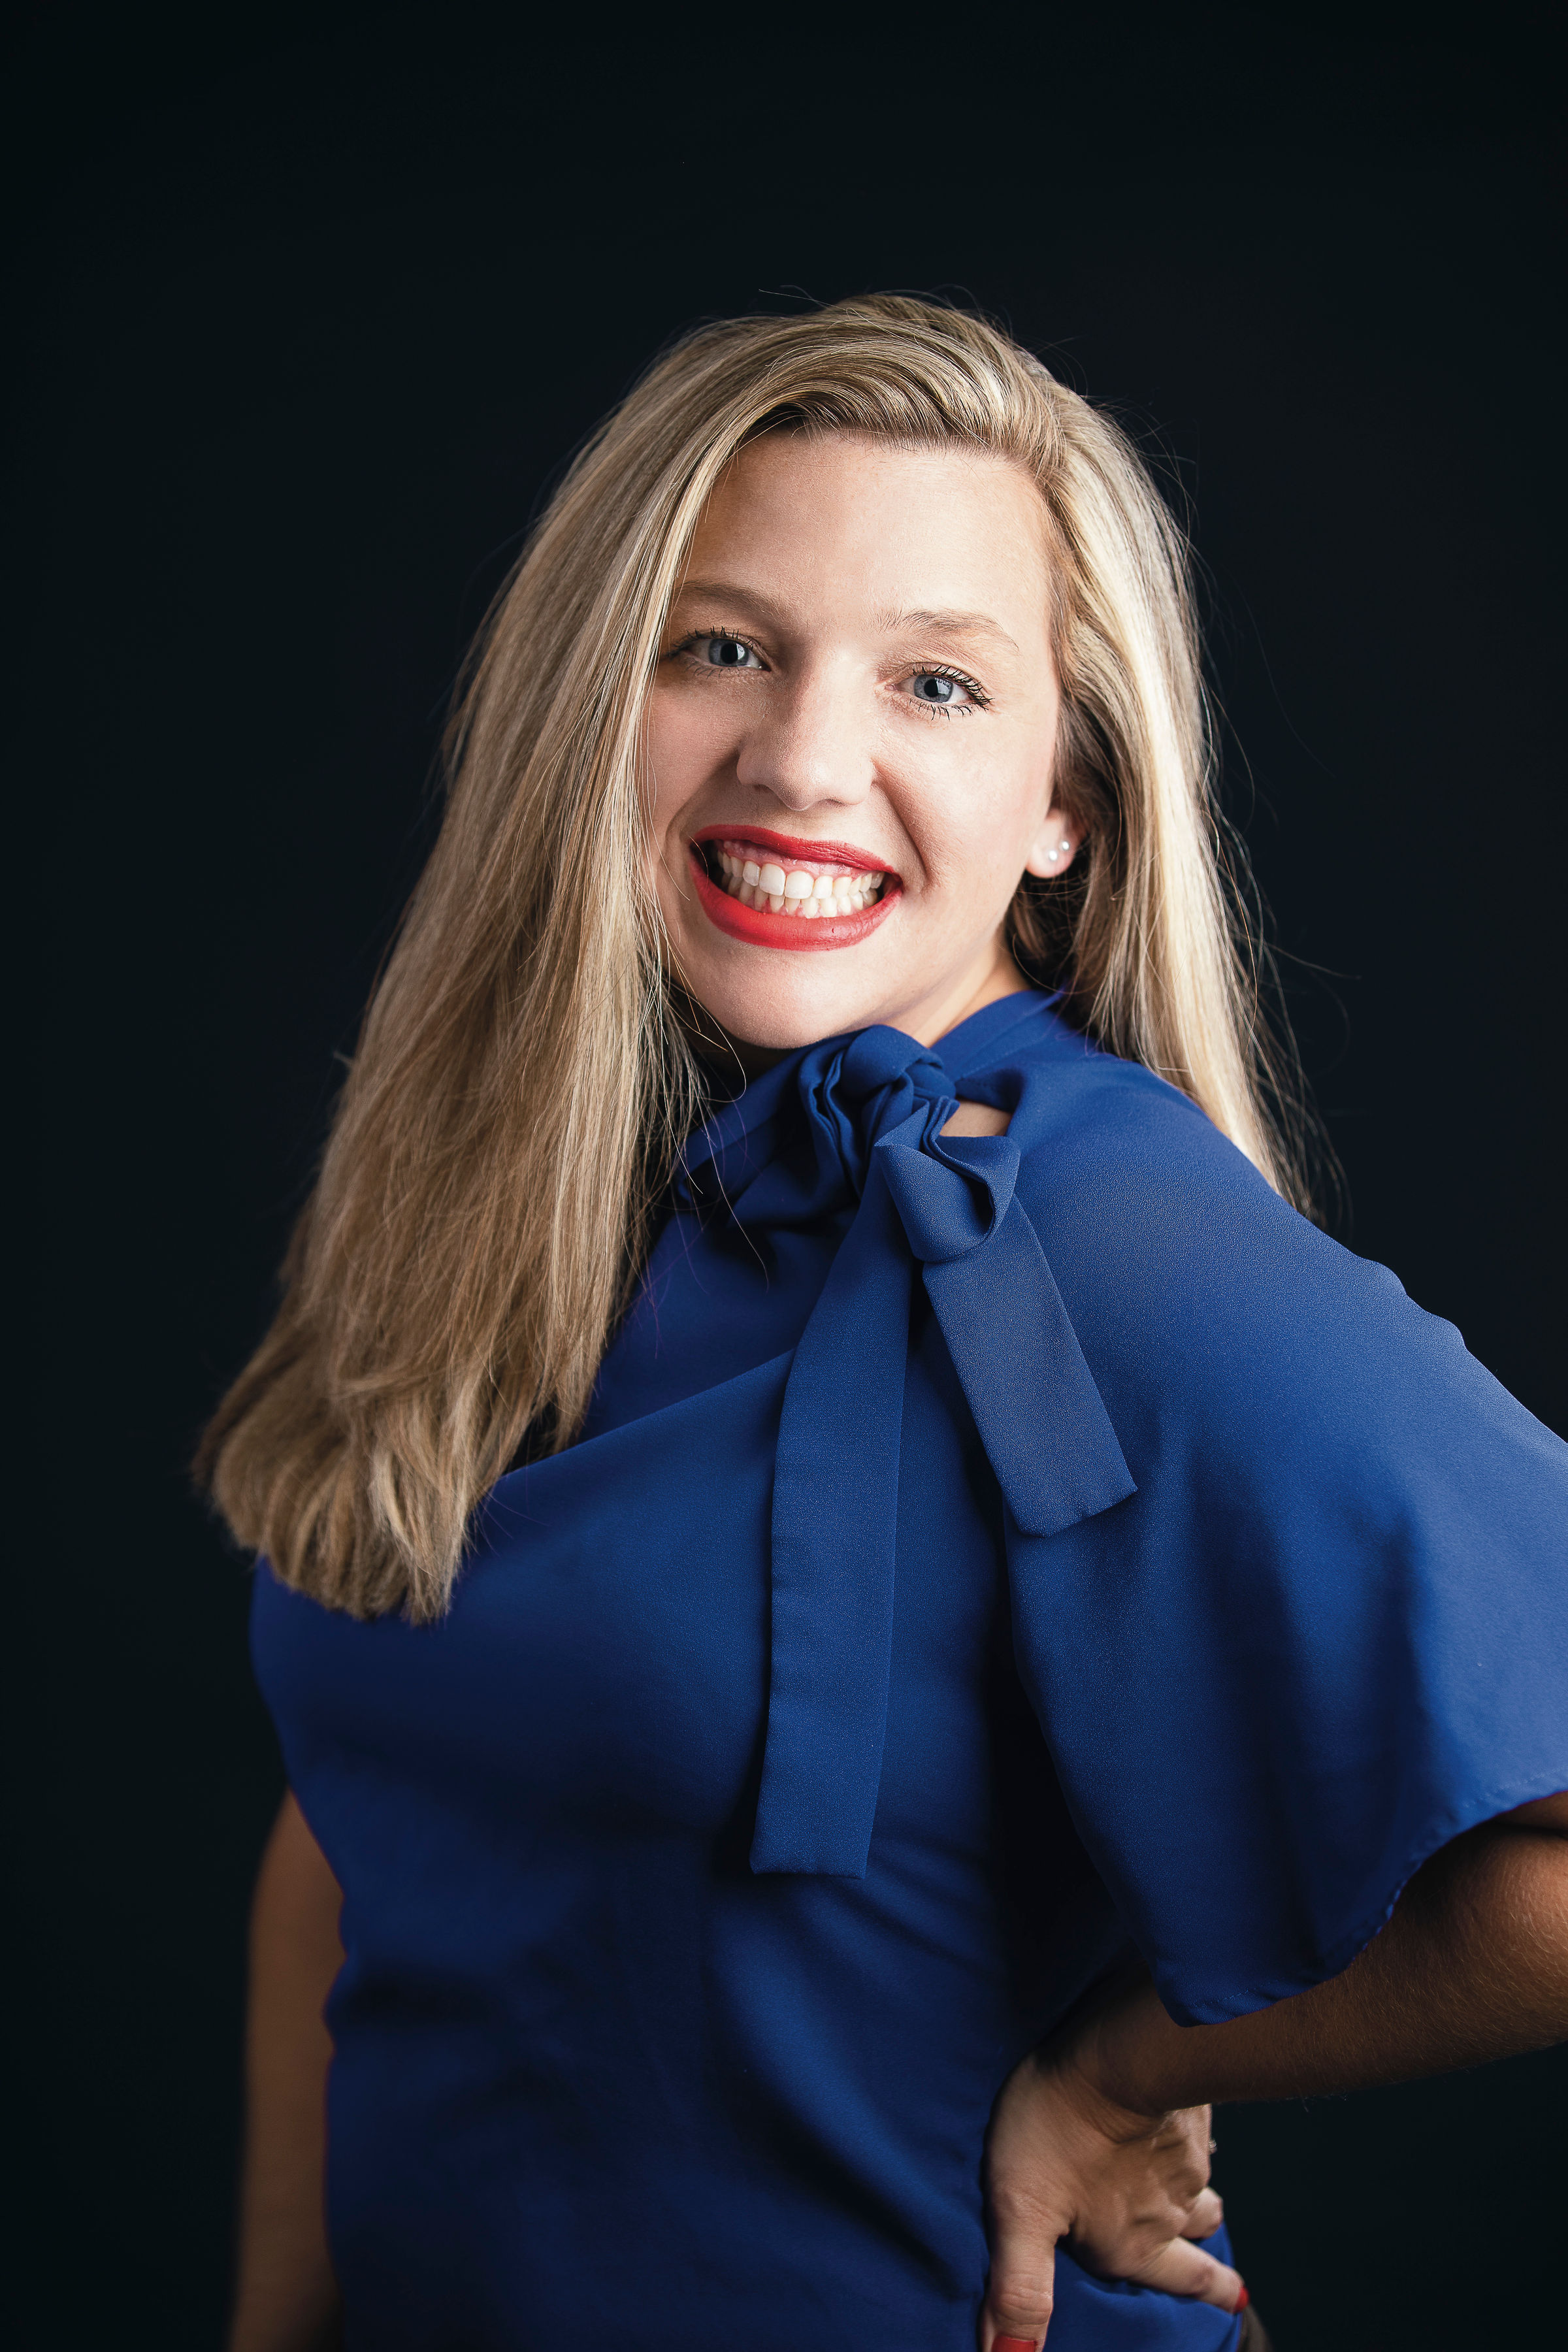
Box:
[1004,1070,1568,2025]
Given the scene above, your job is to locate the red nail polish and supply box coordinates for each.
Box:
[993,2339,1041,2350]
[1235,2283,1250,2312]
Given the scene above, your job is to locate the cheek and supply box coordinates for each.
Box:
[903,732,1054,898]
[983,723,1058,872]
[646,689,730,831]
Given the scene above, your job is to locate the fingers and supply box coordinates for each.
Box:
[1179,2187,1225,2240]
[981,2221,1056,2349]
[1128,2234,1245,2311]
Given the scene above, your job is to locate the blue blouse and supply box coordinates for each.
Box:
[252,990,1568,2350]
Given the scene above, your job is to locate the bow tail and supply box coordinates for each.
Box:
[750,1164,912,1877]
[921,1198,1136,1539]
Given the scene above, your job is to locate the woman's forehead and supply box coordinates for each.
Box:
[685,433,1053,642]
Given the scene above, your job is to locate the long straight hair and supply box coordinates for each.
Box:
[199,296,1311,1620]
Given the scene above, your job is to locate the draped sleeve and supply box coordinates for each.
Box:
[996,1041,1568,2025]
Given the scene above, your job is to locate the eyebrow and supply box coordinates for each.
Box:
[670,580,779,617]
[877,607,1022,655]
[670,583,1021,657]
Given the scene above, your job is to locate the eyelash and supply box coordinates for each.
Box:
[674,627,749,655]
[910,662,988,719]
[670,631,990,715]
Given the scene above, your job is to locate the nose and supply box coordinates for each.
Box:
[733,659,875,815]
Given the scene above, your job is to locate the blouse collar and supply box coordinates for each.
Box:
[678,987,1066,1221]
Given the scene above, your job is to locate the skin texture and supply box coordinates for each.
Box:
[229,436,1568,2347]
[647,432,1082,1067]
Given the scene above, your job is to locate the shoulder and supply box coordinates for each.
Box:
[985,1015,1551,1474]
[1009,1031,1330,1336]
[958,994,1241,1173]
[970,1001,1288,1248]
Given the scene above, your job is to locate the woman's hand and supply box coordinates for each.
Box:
[981,1796,1568,2345]
[981,2012,1245,2350]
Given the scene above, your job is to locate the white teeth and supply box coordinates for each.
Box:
[706,842,889,921]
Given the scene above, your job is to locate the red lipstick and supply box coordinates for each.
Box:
[691,823,894,875]
[686,841,902,953]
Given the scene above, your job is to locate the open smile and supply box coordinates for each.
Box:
[688,826,902,953]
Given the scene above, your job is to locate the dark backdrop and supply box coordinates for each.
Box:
[16,9,1563,2347]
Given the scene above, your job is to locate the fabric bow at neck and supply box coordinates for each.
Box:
[684,1024,1135,1878]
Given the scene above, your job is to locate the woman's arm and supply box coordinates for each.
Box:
[982,1794,1568,2348]
[1086,1792,1568,2112]
[229,1792,344,2352]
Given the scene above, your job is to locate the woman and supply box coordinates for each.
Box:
[204,298,1568,2352]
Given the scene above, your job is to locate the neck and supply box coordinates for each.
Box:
[678,943,1032,1084]
[906,945,1031,1049]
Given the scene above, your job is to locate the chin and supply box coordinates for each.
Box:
[688,964,888,1053]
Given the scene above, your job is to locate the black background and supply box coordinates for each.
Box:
[16,7,1564,2347]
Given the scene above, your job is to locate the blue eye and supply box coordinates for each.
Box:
[702,636,760,669]
[911,669,981,710]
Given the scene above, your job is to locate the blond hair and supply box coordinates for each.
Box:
[199,296,1309,1620]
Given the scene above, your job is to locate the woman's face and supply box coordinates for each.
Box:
[647,432,1079,1056]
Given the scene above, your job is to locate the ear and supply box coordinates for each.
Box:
[1024,806,1083,880]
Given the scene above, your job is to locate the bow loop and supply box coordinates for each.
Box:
[879,1129,1020,1265]
[799,1026,957,1203]
[832,1028,954,1145]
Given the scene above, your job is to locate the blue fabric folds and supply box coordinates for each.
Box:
[248,987,1568,2349]
[679,1024,1134,1878]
